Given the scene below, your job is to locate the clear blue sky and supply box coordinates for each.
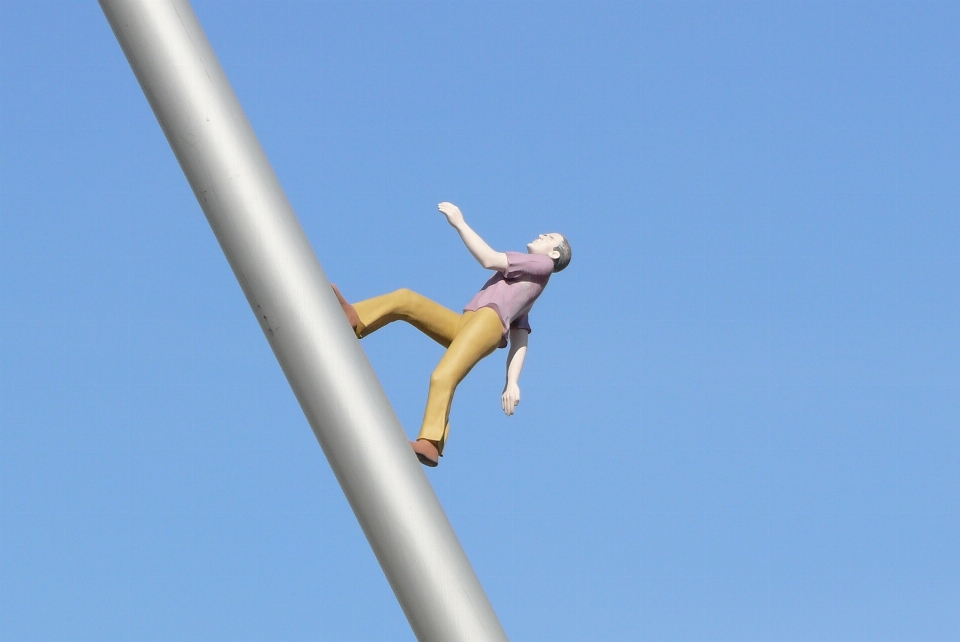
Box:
[2,2,958,640]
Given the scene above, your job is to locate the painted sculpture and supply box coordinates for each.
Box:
[334,202,571,467]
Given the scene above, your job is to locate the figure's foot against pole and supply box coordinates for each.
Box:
[331,284,360,333]
[411,439,440,467]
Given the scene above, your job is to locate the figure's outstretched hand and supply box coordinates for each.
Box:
[501,382,521,416]
[438,202,465,227]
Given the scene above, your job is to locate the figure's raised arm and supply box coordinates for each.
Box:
[439,202,508,271]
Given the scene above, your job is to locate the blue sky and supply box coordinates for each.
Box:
[2,1,958,640]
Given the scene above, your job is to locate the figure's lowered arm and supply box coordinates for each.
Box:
[439,202,509,272]
[501,327,528,416]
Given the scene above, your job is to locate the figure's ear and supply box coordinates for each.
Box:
[548,249,561,260]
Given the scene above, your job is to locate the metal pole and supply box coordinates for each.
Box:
[98,2,508,640]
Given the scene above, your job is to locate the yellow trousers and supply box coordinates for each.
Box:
[353,289,503,455]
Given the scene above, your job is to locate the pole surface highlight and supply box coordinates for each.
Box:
[98,1,508,639]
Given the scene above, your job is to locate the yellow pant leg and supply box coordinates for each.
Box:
[353,288,461,347]
[418,307,503,454]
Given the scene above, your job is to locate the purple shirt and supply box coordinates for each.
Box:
[464,251,554,348]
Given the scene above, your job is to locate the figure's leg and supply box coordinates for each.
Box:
[352,288,461,347]
[418,307,503,455]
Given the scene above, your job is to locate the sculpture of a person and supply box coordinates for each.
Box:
[334,202,571,467]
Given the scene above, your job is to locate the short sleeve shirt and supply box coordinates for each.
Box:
[463,252,554,348]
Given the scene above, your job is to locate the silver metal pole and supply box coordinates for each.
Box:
[98,2,508,640]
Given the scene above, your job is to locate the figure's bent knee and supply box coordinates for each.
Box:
[385,288,416,313]
[429,368,456,390]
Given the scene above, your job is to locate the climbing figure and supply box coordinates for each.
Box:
[334,202,571,467]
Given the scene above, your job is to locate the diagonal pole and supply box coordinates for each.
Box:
[98,1,508,640]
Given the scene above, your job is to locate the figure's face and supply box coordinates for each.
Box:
[527,233,564,260]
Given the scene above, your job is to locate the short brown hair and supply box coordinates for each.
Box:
[552,235,572,272]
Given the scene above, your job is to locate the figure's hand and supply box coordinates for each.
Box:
[501,382,520,416]
[438,202,464,228]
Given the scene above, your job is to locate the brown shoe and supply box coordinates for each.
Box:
[331,284,360,331]
[411,439,439,467]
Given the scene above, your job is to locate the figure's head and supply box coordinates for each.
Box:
[527,233,572,273]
